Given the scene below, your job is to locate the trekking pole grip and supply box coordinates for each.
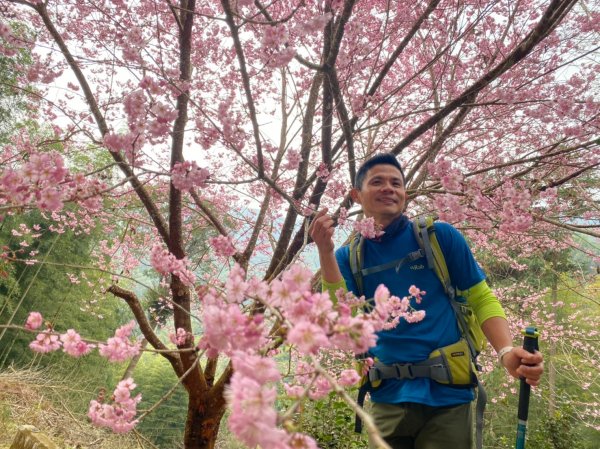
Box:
[515,326,539,449]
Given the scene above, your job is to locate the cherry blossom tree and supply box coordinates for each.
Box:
[0,0,598,448]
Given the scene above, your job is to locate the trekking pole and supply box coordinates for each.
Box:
[515,326,540,449]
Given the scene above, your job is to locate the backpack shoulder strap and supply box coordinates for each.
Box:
[412,216,455,300]
[349,231,423,298]
[348,233,365,297]
[414,216,484,357]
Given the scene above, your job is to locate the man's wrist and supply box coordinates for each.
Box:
[497,346,514,367]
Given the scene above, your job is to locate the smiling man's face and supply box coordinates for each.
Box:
[351,163,406,228]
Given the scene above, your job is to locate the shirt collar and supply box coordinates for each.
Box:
[370,214,409,242]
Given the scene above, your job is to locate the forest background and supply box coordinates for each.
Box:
[0,0,598,448]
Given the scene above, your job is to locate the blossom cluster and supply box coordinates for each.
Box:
[0,20,23,57]
[353,216,385,239]
[326,179,347,201]
[171,160,210,191]
[0,22,12,41]
[61,329,95,357]
[98,321,141,362]
[169,327,193,346]
[434,193,467,223]
[199,266,268,358]
[499,182,533,233]
[88,378,141,433]
[283,149,302,170]
[103,132,138,156]
[0,152,66,211]
[208,234,237,258]
[316,163,331,182]
[25,311,43,330]
[0,150,107,213]
[260,25,296,68]
[26,312,95,357]
[150,243,196,287]
[296,13,332,34]
[25,312,141,431]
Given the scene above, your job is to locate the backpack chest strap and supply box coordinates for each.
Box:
[360,249,424,277]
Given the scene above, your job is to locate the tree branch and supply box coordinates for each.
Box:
[107,285,182,372]
[264,73,323,280]
[390,0,579,156]
[33,2,170,245]
[221,0,264,177]
[535,215,600,238]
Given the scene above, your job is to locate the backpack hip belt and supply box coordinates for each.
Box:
[367,337,476,387]
[369,357,450,383]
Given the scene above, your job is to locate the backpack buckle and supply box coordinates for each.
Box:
[394,363,415,379]
[368,367,382,383]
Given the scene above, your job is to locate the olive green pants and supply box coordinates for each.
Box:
[368,402,472,449]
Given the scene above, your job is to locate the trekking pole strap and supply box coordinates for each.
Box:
[354,382,370,433]
[475,381,487,449]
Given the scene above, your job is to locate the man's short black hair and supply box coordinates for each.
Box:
[354,153,405,189]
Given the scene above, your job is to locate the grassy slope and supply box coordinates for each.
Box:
[0,368,143,449]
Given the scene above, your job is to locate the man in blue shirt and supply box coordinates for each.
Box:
[309,153,544,449]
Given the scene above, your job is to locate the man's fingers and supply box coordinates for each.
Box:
[314,207,328,218]
[309,210,333,232]
[308,208,328,231]
[308,208,336,248]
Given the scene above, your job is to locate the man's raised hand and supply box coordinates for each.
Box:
[309,208,335,254]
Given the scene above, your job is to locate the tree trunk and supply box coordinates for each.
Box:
[183,395,227,449]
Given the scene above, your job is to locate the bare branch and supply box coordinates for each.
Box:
[107,285,183,371]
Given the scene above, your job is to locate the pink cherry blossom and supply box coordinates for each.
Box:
[171,161,210,191]
[150,244,196,287]
[353,217,384,239]
[338,368,361,387]
[261,25,289,48]
[88,378,141,433]
[296,13,332,34]
[283,150,302,170]
[169,327,192,346]
[98,321,140,362]
[231,352,281,384]
[29,332,61,353]
[0,22,12,40]
[316,163,331,181]
[25,311,43,330]
[201,298,266,356]
[61,329,94,357]
[283,383,305,399]
[308,376,332,400]
[209,235,236,257]
[287,321,330,355]
[408,285,426,303]
[226,373,279,447]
